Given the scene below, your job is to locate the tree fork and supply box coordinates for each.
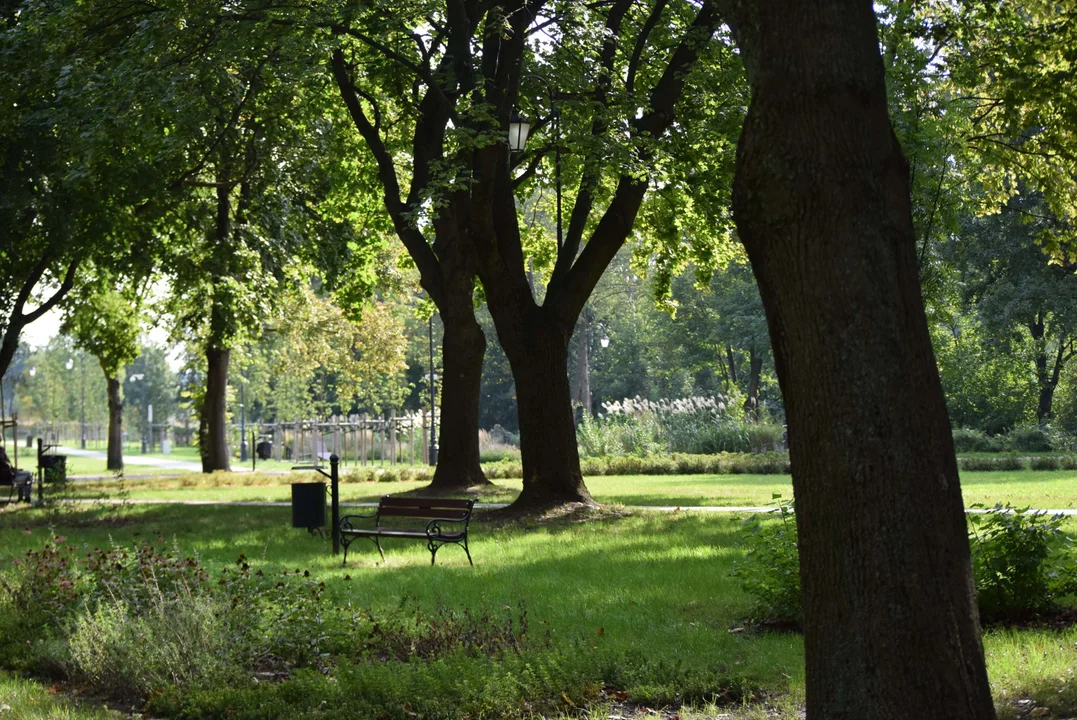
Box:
[722,0,996,716]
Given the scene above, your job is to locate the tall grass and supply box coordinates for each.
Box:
[578,395,784,457]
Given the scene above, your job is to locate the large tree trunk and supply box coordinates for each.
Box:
[500,318,592,509]
[427,311,491,491]
[724,1,996,718]
[201,347,231,473]
[105,375,123,471]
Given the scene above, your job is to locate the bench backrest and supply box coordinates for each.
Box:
[376,496,474,522]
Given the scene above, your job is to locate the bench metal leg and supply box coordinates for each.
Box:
[373,536,385,562]
[463,537,473,567]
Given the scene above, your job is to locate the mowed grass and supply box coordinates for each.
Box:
[0,670,124,719]
[56,469,1077,510]
[2,503,1076,718]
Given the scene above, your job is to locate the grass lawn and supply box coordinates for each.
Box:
[1,501,1075,719]
[55,468,1077,510]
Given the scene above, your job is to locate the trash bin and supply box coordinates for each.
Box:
[39,454,66,484]
[256,440,273,461]
[291,482,326,529]
[161,439,171,455]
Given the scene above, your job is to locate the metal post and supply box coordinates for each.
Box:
[428,314,438,466]
[239,382,248,462]
[330,454,340,555]
[36,437,43,504]
[80,360,86,449]
[251,429,256,471]
[141,387,147,454]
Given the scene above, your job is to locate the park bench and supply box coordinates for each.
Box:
[340,496,475,567]
[0,462,33,503]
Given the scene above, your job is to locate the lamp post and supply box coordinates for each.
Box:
[509,75,562,252]
[29,366,39,441]
[428,314,438,466]
[128,373,148,454]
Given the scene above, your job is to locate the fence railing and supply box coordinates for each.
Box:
[16,412,435,467]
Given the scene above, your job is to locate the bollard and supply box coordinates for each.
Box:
[330,454,340,555]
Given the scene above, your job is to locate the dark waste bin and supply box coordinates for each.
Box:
[291,482,326,529]
[40,454,66,484]
[256,440,273,461]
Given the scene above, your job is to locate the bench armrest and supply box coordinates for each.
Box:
[340,512,378,530]
[425,516,470,537]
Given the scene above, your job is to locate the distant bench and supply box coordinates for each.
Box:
[340,496,475,566]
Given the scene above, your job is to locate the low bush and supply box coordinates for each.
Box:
[730,497,800,625]
[0,538,566,718]
[959,457,1027,472]
[578,395,785,457]
[952,428,1007,453]
[733,502,1077,627]
[969,505,1077,619]
[1007,424,1055,453]
[482,452,792,478]
[1030,456,1061,471]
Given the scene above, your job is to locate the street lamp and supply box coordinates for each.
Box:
[509,74,562,252]
[128,373,148,454]
[600,334,610,349]
[428,314,438,466]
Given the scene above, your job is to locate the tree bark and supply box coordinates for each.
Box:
[723,0,996,717]
[499,317,593,508]
[105,375,123,471]
[427,312,491,491]
[201,347,231,473]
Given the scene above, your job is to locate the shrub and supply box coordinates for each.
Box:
[1006,424,1054,452]
[1030,456,1061,471]
[578,395,784,457]
[951,428,1006,453]
[968,505,1077,619]
[960,457,1027,472]
[730,497,800,625]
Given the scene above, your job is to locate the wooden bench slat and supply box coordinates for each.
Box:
[377,507,470,519]
[378,496,472,509]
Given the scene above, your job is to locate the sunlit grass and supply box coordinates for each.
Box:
[0,671,123,719]
[50,468,1077,510]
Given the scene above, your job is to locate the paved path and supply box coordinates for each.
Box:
[59,446,205,472]
[59,499,1077,515]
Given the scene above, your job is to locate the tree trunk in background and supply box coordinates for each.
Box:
[743,347,763,421]
[201,347,231,473]
[571,314,592,418]
[725,345,738,386]
[427,312,491,491]
[105,375,123,471]
[724,0,996,717]
[501,318,593,509]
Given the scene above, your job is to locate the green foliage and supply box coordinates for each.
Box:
[730,497,800,625]
[969,505,1077,619]
[1030,457,1062,472]
[734,502,1077,628]
[960,457,1027,472]
[483,452,790,480]
[578,395,784,457]
[952,428,1007,454]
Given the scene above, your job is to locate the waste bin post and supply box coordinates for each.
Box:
[36,438,43,504]
[330,454,340,555]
